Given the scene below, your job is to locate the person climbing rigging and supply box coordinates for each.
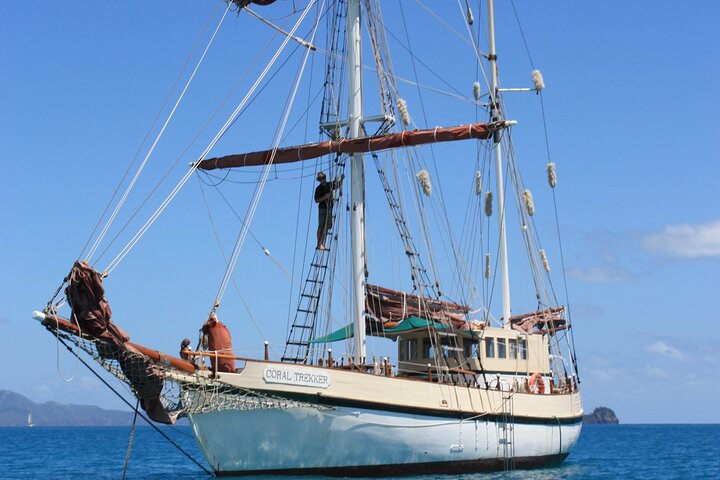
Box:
[314,171,343,250]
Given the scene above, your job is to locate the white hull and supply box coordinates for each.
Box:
[186,361,582,475]
[190,405,580,475]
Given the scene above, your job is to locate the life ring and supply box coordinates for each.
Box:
[528,373,545,394]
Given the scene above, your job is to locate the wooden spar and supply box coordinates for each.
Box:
[41,314,196,374]
[184,350,258,362]
[197,122,495,171]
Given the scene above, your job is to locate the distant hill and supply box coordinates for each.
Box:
[0,390,142,427]
[583,406,619,424]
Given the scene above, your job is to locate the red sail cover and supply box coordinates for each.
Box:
[202,315,235,373]
[65,260,127,348]
[65,261,174,424]
[197,122,492,171]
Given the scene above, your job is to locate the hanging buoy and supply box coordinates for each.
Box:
[532,69,545,92]
[484,191,493,216]
[475,171,482,195]
[416,169,432,196]
[528,372,545,394]
[485,253,491,279]
[540,249,550,272]
[473,81,481,100]
[466,5,474,25]
[398,98,411,125]
[523,189,535,216]
[547,162,557,188]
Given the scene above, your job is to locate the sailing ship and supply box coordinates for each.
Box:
[27,413,34,428]
[34,0,582,475]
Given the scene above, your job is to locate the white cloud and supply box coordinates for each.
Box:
[646,341,682,359]
[642,220,720,258]
[568,265,633,283]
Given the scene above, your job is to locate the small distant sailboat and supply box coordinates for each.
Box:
[27,413,34,428]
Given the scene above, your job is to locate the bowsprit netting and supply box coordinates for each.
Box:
[44,320,325,421]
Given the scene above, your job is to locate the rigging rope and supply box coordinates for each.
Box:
[454,0,492,96]
[286,9,324,342]
[507,0,580,377]
[87,2,232,265]
[105,1,317,277]
[121,399,140,480]
[88,10,290,270]
[196,175,270,343]
[54,335,212,476]
[79,1,225,265]
[400,1,483,308]
[213,0,321,308]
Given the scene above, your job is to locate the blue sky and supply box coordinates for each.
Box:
[1,1,718,424]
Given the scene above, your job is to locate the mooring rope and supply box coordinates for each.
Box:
[53,335,213,476]
[121,399,140,480]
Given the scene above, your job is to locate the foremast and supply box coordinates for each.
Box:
[487,0,512,327]
[347,0,366,363]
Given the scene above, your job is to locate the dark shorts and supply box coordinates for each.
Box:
[319,208,332,231]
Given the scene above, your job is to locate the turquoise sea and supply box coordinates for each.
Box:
[1,424,718,479]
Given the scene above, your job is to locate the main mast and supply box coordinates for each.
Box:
[487,0,512,327]
[347,0,366,362]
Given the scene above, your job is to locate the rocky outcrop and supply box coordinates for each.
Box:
[583,406,619,424]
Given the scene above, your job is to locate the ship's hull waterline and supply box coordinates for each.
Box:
[186,361,582,476]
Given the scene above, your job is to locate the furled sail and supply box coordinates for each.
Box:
[197,122,494,171]
[64,261,177,424]
[365,284,470,327]
[510,306,567,334]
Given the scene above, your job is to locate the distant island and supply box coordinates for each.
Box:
[0,390,144,427]
[583,406,619,424]
[3,389,616,427]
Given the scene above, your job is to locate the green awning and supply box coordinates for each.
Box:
[384,316,446,333]
[309,316,447,344]
[309,323,354,344]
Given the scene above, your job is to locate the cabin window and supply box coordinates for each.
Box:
[423,339,435,359]
[407,338,417,360]
[463,340,476,358]
[509,339,517,359]
[519,338,528,360]
[484,338,495,358]
[497,338,507,359]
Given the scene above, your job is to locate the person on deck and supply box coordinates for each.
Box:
[179,338,196,366]
[314,172,343,250]
[200,312,235,373]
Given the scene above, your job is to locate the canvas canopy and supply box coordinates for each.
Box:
[309,316,446,344]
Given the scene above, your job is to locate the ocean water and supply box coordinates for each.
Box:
[1,424,718,479]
